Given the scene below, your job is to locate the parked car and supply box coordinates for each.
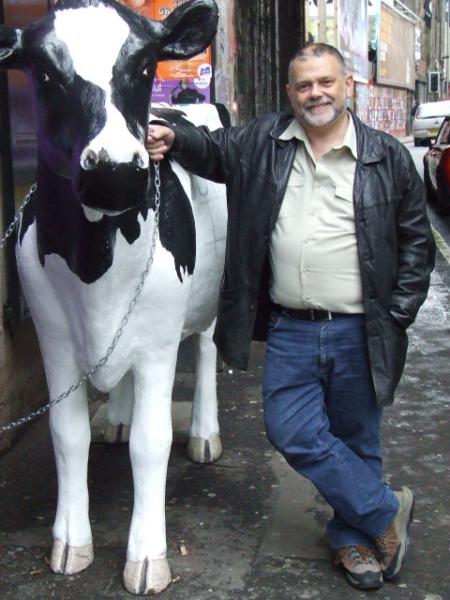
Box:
[423,115,450,210]
[412,100,450,146]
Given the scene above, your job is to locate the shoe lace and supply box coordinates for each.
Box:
[335,545,377,568]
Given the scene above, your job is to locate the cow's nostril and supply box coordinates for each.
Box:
[132,152,146,170]
[81,149,98,170]
[98,148,110,164]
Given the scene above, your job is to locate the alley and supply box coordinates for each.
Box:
[0,140,449,600]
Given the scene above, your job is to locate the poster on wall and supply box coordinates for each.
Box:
[338,0,369,82]
[377,3,415,90]
[120,0,213,104]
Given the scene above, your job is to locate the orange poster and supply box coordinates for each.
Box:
[151,0,212,82]
[118,0,213,104]
[117,0,153,19]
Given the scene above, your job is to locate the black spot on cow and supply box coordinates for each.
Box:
[22,22,107,177]
[19,156,196,285]
[149,160,196,283]
[111,33,156,140]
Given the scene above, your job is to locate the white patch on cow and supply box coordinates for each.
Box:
[55,6,149,167]
[54,6,129,90]
[81,205,103,222]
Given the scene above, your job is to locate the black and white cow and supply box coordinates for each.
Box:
[0,0,227,594]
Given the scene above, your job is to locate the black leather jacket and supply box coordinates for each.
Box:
[170,111,435,405]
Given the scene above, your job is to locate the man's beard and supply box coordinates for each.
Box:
[299,100,346,128]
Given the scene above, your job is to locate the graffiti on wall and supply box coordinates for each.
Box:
[356,82,407,136]
[214,0,236,115]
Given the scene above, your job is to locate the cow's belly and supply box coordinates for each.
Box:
[17,217,195,391]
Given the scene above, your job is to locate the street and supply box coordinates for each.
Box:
[0,140,449,600]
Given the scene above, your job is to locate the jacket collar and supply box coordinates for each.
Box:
[270,110,386,165]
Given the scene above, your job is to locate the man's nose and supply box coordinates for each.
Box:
[310,83,323,97]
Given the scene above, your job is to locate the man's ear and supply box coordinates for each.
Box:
[156,0,218,61]
[0,25,22,69]
[345,73,354,99]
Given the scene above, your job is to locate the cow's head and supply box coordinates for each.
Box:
[0,0,218,214]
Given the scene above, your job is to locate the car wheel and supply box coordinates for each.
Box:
[424,167,437,204]
[414,138,421,147]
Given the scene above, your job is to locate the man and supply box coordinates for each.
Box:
[147,44,435,590]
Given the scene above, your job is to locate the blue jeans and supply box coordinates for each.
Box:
[263,312,399,549]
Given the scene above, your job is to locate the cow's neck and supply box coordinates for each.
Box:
[20,156,196,286]
[24,156,148,284]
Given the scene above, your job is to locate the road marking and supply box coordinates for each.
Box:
[432,226,450,264]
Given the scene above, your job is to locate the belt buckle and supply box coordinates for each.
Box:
[310,309,333,321]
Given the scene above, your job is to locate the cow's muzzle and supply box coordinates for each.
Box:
[77,157,149,213]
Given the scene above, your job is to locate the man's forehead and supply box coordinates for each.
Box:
[291,53,344,78]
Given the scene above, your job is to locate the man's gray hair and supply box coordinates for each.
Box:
[288,43,346,81]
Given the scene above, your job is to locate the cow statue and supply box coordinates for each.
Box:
[0,0,227,595]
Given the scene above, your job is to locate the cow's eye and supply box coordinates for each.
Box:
[142,65,153,79]
[35,70,51,84]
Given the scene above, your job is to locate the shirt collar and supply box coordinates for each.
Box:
[278,111,358,160]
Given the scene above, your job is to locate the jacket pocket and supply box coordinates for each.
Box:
[367,316,408,405]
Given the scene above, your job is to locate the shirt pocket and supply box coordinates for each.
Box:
[278,173,305,219]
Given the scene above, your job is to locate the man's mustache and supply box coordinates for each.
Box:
[304,101,333,110]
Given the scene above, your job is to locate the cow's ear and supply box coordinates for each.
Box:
[0,25,22,68]
[157,0,218,61]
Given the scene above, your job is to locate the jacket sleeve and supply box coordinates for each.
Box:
[389,147,436,328]
[168,119,252,184]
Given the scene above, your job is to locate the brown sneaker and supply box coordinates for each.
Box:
[335,545,383,590]
[375,485,414,580]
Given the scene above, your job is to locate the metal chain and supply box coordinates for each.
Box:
[0,183,36,252]
[0,162,162,434]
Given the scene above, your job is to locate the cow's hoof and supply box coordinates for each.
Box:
[187,434,222,463]
[123,557,172,595]
[50,540,94,574]
[91,404,130,444]
[104,423,130,444]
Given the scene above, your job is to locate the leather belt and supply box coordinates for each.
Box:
[271,303,348,321]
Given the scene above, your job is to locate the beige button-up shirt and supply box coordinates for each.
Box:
[269,114,364,313]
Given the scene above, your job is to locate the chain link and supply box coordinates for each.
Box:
[0,183,36,252]
[0,163,162,433]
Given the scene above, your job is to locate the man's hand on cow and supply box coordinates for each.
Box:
[146,125,175,161]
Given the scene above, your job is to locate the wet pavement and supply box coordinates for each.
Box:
[0,250,449,600]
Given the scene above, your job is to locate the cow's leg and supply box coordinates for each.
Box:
[188,323,222,463]
[123,357,176,595]
[90,371,133,443]
[47,365,93,575]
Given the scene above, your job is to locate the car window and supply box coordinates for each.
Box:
[416,101,450,119]
[437,120,450,145]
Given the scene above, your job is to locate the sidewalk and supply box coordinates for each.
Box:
[0,252,449,600]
